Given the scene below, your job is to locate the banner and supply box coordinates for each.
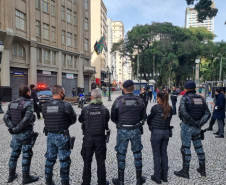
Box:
[66,74,74,79]
[13,72,24,76]
[43,71,51,75]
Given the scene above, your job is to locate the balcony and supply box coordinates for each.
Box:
[84,65,96,74]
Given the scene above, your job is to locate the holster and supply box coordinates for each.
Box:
[139,125,144,135]
[43,127,48,136]
[169,126,174,137]
[30,132,39,145]
[105,130,111,143]
[201,130,206,140]
[70,137,76,149]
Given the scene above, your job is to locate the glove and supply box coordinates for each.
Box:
[8,128,14,134]
[195,120,202,128]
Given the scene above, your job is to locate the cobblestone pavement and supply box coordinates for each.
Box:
[0,91,226,185]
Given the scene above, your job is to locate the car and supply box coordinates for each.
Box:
[36,85,53,112]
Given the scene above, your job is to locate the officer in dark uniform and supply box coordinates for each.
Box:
[42,85,77,185]
[111,80,146,185]
[4,85,39,184]
[79,89,110,185]
[174,81,211,179]
[171,87,179,115]
[30,84,41,119]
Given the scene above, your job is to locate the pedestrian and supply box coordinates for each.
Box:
[79,89,110,185]
[205,96,216,131]
[4,85,39,184]
[72,88,76,97]
[148,88,153,102]
[111,80,146,185]
[30,84,42,119]
[147,91,173,184]
[174,81,211,179]
[213,88,225,138]
[163,87,167,91]
[103,88,107,97]
[42,85,77,185]
[153,89,157,103]
[171,87,179,115]
[140,87,149,117]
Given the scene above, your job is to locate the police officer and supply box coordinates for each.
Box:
[111,80,146,185]
[174,81,211,179]
[79,89,110,185]
[171,87,179,115]
[30,84,42,119]
[42,85,77,185]
[4,85,39,184]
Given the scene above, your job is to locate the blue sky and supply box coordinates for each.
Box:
[103,0,225,42]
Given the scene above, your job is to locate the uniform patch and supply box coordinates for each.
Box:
[10,103,19,109]
[90,111,101,115]
[193,98,203,105]
[47,106,59,113]
[125,100,136,106]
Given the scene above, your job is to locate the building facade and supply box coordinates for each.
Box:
[90,0,107,87]
[112,21,124,84]
[0,0,95,99]
[185,1,215,33]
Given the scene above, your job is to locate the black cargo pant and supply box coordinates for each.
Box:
[151,129,170,181]
[172,101,177,115]
[34,103,41,119]
[81,134,106,185]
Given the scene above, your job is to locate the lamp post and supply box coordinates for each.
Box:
[0,41,4,113]
[153,72,160,89]
[107,65,114,101]
[138,73,144,91]
[146,73,152,89]
[195,56,201,89]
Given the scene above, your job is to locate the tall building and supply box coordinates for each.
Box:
[185,1,215,33]
[112,21,124,84]
[123,57,132,81]
[90,0,107,87]
[0,0,95,99]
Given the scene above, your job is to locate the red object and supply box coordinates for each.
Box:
[96,78,101,86]
[180,91,185,95]
[157,88,159,92]
[119,81,121,84]
[38,84,46,88]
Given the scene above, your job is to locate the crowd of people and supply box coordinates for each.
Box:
[4,79,226,185]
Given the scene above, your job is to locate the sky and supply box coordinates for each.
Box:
[103,0,225,42]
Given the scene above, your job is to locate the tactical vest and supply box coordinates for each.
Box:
[9,98,31,126]
[185,94,205,121]
[118,95,143,126]
[84,104,105,136]
[42,100,71,132]
[151,104,171,129]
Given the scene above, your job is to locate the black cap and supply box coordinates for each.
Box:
[184,81,196,89]
[123,80,134,88]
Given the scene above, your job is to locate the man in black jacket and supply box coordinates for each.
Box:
[30,84,41,119]
[4,85,39,184]
[111,80,146,185]
[79,89,110,185]
[171,87,179,115]
[174,81,211,179]
[42,85,77,185]
[140,87,148,117]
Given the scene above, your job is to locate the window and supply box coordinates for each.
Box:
[52,51,56,65]
[36,21,41,37]
[84,18,88,30]
[74,35,77,47]
[52,26,56,42]
[37,48,41,63]
[35,0,40,9]
[51,1,55,16]
[85,39,88,51]
[62,54,66,67]
[43,23,50,40]
[67,9,72,23]
[16,10,26,31]
[84,59,89,66]
[84,0,88,10]
[67,55,72,68]
[61,6,65,20]
[12,43,26,60]
[73,0,76,3]
[67,32,72,46]
[73,12,76,25]
[74,57,77,68]
[62,31,65,44]
[43,49,50,64]
[42,0,49,13]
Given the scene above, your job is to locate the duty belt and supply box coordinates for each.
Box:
[118,123,141,130]
[46,130,69,135]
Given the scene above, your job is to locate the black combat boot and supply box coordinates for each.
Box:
[151,175,161,184]
[46,177,55,185]
[136,170,146,185]
[7,168,18,183]
[205,127,212,131]
[161,174,168,182]
[197,163,206,177]
[174,164,190,179]
[112,170,124,185]
[61,180,69,185]
[22,170,39,184]
[105,180,109,185]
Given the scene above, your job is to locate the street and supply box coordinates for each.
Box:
[0,90,226,185]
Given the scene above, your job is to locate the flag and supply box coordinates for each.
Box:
[94,36,108,55]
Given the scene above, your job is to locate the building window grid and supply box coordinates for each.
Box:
[62,30,65,44]
[73,12,76,25]
[52,26,56,42]
[36,20,41,37]
[35,0,40,9]
[43,23,50,40]
[42,0,49,13]
[67,55,72,68]
[37,48,41,64]
[85,39,88,51]
[85,18,88,30]
[16,10,26,31]
[51,1,55,16]
[12,43,26,60]
[73,0,76,3]
[62,54,66,67]
[67,9,72,23]
[61,6,65,20]
[52,52,56,65]
[43,49,50,65]
[84,0,88,10]
[74,57,77,68]
[74,35,77,48]
[67,32,72,46]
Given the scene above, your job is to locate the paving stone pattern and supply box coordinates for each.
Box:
[0,91,226,185]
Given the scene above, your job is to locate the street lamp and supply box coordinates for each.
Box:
[0,41,4,113]
[195,56,201,89]
[146,73,152,89]
[107,65,114,101]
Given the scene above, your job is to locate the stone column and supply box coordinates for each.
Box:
[57,51,62,85]
[77,55,84,88]
[29,39,37,85]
